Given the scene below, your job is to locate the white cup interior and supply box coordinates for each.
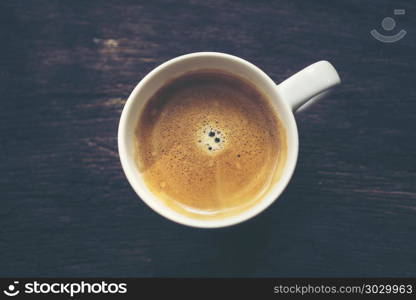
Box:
[118,52,299,228]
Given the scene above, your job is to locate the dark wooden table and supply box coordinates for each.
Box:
[1,0,415,277]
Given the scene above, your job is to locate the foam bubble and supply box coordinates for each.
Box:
[197,124,227,154]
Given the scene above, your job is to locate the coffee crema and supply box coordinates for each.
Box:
[135,70,287,220]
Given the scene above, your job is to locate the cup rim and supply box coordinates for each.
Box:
[118,52,299,228]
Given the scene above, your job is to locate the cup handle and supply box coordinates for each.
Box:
[276,61,341,112]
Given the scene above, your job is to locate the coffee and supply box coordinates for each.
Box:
[134,70,287,220]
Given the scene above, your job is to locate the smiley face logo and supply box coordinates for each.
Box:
[3,281,20,297]
[371,9,407,43]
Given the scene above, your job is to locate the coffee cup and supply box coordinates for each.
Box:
[118,52,340,228]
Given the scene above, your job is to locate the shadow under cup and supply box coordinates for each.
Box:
[118,53,299,228]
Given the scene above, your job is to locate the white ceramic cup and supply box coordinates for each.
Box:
[118,52,340,228]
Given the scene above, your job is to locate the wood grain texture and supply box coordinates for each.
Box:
[0,0,415,277]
